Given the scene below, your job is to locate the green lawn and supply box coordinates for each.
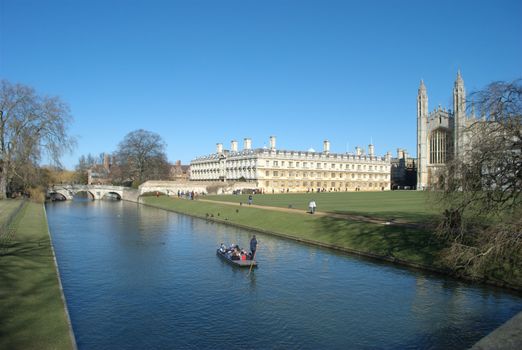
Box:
[205,191,437,223]
[0,200,75,350]
[0,199,24,224]
[143,196,442,267]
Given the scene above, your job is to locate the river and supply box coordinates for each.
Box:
[46,200,522,350]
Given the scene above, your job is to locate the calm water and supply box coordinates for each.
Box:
[46,200,522,350]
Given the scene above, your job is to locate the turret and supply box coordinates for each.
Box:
[417,79,429,189]
[453,70,466,159]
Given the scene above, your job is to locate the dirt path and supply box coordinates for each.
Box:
[198,199,424,229]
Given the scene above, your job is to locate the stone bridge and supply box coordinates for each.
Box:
[49,185,127,201]
[49,180,258,201]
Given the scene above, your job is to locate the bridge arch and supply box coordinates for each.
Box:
[102,192,122,200]
[49,192,67,201]
[74,191,95,200]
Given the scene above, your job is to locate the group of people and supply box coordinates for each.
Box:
[219,235,257,261]
[177,190,199,200]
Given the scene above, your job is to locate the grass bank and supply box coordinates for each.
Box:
[206,191,437,223]
[0,200,75,350]
[142,196,442,268]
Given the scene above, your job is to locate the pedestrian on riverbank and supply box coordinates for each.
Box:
[308,200,317,214]
[248,194,253,205]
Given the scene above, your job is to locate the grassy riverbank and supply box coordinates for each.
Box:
[142,195,442,267]
[0,200,75,350]
[206,191,437,223]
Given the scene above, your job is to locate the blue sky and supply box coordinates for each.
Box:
[1,0,521,169]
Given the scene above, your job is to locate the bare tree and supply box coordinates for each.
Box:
[112,129,171,186]
[73,153,100,184]
[0,80,75,199]
[434,79,522,284]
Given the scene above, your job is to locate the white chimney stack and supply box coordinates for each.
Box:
[243,138,252,150]
[216,143,223,154]
[323,140,330,154]
[368,144,375,157]
[356,146,362,156]
[231,140,238,152]
[269,136,276,150]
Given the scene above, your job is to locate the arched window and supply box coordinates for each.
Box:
[429,129,450,164]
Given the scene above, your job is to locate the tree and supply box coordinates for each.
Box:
[73,153,101,184]
[434,79,522,284]
[0,80,75,199]
[112,129,171,186]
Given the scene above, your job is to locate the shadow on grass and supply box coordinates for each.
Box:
[327,209,439,225]
[0,238,71,350]
[313,215,444,267]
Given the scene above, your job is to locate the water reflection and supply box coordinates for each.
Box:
[46,200,522,350]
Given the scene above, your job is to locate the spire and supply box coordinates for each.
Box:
[455,69,464,87]
[419,79,426,93]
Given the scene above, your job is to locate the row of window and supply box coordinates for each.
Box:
[265,160,386,171]
[265,171,388,180]
[192,162,388,173]
[264,181,388,188]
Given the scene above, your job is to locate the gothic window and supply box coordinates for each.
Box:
[429,128,450,164]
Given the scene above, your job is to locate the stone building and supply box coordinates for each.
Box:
[417,71,479,188]
[170,160,190,181]
[87,153,112,185]
[190,136,391,192]
[390,148,417,190]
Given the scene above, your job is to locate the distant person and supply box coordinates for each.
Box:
[308,200,317,214]
[248,194,253,205]
[250,235,257,258]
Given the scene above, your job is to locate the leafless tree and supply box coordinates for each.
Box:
[0,80,75,198]
[112,129,171,186]
[434,79,522,283]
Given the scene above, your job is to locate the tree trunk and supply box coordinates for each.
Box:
[0,169,7,199]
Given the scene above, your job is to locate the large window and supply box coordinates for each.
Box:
[430,128,450,164]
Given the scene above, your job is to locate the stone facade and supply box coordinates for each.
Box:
[170,160,190,181]
[190,137,391,192]
[390,148,417,189]
[417,71,478,188]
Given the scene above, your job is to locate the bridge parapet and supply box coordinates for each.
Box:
[49,185,126,200]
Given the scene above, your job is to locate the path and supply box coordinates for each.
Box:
[198,199,424,229]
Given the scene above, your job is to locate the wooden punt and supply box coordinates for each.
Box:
[216,249,257,268]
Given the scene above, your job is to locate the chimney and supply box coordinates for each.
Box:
[368,144,375,157]
[269,136,276,150]
[323,140,330,154]
[231,140,238,152]
[216,143,223,154]
[356,146,362,156]
[385,151,391,161]
[103,153,110,170]
[243,138,252,150]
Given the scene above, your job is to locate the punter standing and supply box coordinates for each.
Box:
[250,235,257,259]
